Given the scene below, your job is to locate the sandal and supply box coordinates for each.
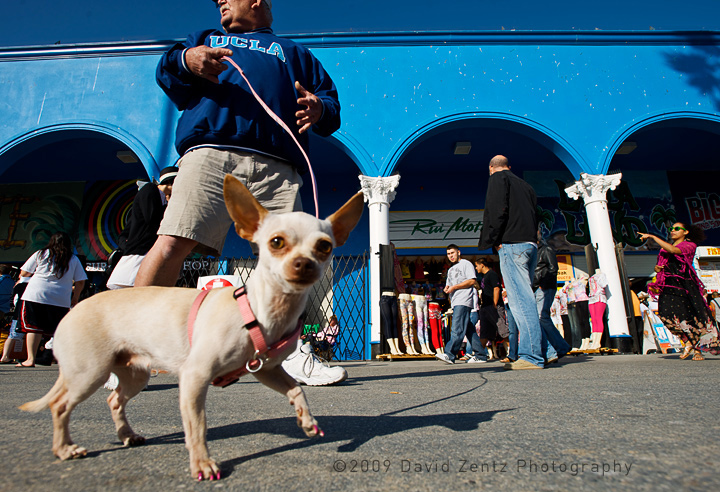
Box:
[692,351,705,361]
[499,357,515,364]
[15,362,35,368]
[679,344,694,360]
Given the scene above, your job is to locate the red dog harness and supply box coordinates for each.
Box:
[187,286,302,388]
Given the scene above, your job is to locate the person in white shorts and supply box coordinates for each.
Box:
[106,166,177,290]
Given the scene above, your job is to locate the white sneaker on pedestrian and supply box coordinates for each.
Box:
[281,344,347,386]
[466,356,487,364]
[435,353,454,364]
[104,372,119,391]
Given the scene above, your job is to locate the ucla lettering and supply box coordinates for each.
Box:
[248,39,265,53]
[209,36,229,48]
[230,37,248,48]
[209,36,286,62]
[266,42,286,62]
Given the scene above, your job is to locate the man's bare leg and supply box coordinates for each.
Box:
[135,235,198,287]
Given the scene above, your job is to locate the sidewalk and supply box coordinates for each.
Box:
[1,353,718,491]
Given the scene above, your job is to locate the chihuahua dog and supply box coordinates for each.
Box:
[20,175,364,481]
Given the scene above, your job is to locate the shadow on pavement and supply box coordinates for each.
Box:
[141,381,512,478]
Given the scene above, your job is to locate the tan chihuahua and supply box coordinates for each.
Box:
[20,175,365,481]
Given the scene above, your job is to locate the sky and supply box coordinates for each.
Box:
[1,1,720,49]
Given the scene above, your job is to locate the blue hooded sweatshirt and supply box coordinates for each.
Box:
[156,28,340,175]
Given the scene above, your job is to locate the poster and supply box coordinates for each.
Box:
[556,254,574,282]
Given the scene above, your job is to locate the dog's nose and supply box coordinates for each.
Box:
[292,257,313,275]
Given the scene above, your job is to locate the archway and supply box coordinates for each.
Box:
[0,128,151,264]
[605,114,720,279]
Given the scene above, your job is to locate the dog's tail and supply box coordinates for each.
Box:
[19,371,65,413]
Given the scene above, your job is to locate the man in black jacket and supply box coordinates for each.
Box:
[478,155,544,370]
[534,236,570,363]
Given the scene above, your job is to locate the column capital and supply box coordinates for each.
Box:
[565,172,622,205]
[359,174,401,206]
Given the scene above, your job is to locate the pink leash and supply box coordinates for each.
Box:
[222,56,320,219]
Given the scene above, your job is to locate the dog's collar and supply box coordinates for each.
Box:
[186,286,302,388]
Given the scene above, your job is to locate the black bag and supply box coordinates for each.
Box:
[104,248,124,280]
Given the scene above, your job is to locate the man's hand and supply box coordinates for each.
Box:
[444,285,453,295]
[295,81,322,134]
[185,46,234,84]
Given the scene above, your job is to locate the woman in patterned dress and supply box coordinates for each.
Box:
[640,222,720,361]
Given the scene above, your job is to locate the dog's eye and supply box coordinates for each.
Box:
[316,240,333,254]
[270,237,285,249]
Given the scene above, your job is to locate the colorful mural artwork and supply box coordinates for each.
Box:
[0,182,84,262]
[524,171,698,253]
[0,180,138,263]
[75,180,137,261]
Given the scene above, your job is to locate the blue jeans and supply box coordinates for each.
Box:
[469,310,488,359]
[535,287,570,360]
[444,305,487,362]
[506,305,518,361]
[498,243,544,367]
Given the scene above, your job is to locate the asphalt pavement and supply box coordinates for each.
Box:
[1,352,719,492]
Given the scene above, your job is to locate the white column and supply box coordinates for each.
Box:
[565,173,630,337]
[359,175,401,343]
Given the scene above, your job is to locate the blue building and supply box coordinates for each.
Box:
[2,31,719,356]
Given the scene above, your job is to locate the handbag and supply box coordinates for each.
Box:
[105,248,124,279]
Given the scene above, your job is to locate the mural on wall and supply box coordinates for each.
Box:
[525,171,678,253]
[0,180,138,263]
[0,182,84,262]
[75,180,137,262]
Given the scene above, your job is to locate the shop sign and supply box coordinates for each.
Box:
[389,210,483,249]
[697,246,720,257]
[85,262,108,272]
[183,258,213,271]
[556,254,574,282]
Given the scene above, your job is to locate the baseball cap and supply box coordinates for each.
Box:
[157,166,179,185]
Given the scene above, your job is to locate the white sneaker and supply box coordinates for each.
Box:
[281,344,348,386]
[467,356,487,363]
[104,372,119,391]
[435,353,454,364]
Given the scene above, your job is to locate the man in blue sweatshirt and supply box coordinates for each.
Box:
[136,0,341,287]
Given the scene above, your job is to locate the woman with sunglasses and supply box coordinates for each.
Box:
[639,222,719,360]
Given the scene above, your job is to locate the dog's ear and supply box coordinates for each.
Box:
[223,174,268,241]
[326,192,365,247]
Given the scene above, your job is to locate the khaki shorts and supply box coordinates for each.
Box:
[158,147,303,255]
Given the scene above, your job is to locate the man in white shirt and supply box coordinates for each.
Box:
[436,244,487,364]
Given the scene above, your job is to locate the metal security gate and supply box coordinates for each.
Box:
[177,254,368,361]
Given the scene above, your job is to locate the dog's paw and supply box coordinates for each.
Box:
[55,444,88,460]
[122,434,146,447]
[300,420,325,438]
[192,459,222,481]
